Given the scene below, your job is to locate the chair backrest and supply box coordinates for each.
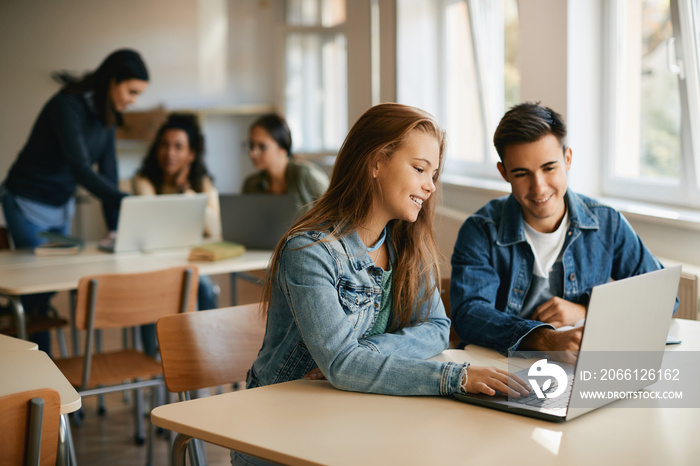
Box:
[73,265,199,330]
[0,388,61,466]
[440,277,461,348]
[157,303,266,393]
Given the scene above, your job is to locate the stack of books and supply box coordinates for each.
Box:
[34,232,85,256]
[188,241,246,261]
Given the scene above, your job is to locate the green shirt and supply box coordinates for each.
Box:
[242,158,329,212]
[367,265,393,337]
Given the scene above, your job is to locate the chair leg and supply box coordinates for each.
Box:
[95,329,106,415]
[146,386,157,466]
[134,386,145,445]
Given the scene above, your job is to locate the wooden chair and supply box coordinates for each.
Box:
[0,388,61,466]
[440,277,461,349]
[156,303,266,465]
[53,265,198,464]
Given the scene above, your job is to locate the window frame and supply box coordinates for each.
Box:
[601,0,700,208]
[282,1,349,156]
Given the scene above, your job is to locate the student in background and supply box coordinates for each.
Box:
[242,113,329,211]
[233,103,529,465]
[132,113,220,355]
[0,49,149,354]
[450,102,673,359]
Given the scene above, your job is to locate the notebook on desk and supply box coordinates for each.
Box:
[219,194,298,250]
[453,265,682,422]
[100,194,208,253]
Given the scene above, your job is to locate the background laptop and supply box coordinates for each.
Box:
[219,194,299,250]
[103,194,208,253]
[453,265,682,422]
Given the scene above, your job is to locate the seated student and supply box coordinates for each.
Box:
[233,102,529,465]
[242,113,329,211]
[450,102,673,356]
[132,113,220,355]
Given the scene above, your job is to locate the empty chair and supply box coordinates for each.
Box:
[156,303,266,465]
[53,265,198,463]
[0,387,61,466]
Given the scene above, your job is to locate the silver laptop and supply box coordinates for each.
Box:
[102,194,208,253]
[219,194,299,250]
[454,265,682,422]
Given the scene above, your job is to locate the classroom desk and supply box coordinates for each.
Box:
[0,245,271,340]
[0,349,82,465]
[0,332,38,350]
[151,318,700,466]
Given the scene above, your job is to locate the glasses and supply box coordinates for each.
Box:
[242,141,269,152]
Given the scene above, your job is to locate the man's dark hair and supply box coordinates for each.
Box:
[493,102,567,160]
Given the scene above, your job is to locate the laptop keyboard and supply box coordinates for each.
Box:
[512,375,574,410]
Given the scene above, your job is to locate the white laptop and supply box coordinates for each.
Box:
[453,265,682,422]
[101,194,208,253]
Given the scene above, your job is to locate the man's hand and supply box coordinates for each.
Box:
[531,297,586,328]
[519,327,583,364]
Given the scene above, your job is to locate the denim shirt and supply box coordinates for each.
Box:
[450,190,673,355]
[247,227,465,396]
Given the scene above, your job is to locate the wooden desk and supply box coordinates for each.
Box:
[0,349,82,466]
[0,246,271,340]
[152,319,700,466]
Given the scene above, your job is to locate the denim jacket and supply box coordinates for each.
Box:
[450,190,672,355]
[247,226,465,396]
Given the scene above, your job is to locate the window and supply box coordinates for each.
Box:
[603,0,700,207]
[397,0,519,180]
[284,0,348,154]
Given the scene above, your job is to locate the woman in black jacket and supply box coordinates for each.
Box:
[0,49,149,353]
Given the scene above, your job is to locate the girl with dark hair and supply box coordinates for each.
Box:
[232,104,529,464]
[0,48,149,353]
[132,114,221,355]
[132,113,221,239]
[242,113,328,211]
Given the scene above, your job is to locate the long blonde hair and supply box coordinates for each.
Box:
[263,103,446,331]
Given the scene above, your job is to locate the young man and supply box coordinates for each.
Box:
[450,102,672,356]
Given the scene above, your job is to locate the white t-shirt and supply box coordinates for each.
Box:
[523,209,570,278]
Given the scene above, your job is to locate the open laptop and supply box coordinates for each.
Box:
[219,194,299,250]
[101,194,208,253]
[453,265,682,422]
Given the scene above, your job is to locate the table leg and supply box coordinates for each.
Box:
[70,290,78,357]
[172,432,193,466]
[229,272,238,305]
[9,295,27,340]
[58,413,77,466]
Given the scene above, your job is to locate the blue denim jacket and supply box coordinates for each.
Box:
[450,190,673,355]
[247,227,464,396]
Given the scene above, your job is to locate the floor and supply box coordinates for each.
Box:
[70,390,235,466]
[48,272,265,466]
